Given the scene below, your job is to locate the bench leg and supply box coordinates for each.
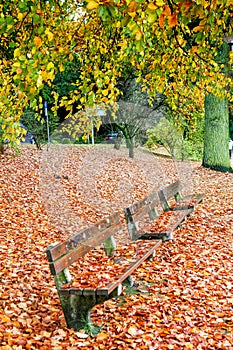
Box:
[163,231,173,241]
[123,275,134,287]
[54,269,114,334]
[59,293,111,335]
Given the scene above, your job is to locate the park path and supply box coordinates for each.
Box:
[38,145,202,243]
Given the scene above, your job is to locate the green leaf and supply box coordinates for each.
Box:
[98,5,110,21]
[38,26,45,35]
[33,14,40,25]
[196,32,203,43]
[18,2,27,11]
[0,18,6,33]
[122,15,131,27]
[27,1,34,6]
[107,5,117,18]
[9,42,16,48]
[19,55,26,62]
[147,12,157,24]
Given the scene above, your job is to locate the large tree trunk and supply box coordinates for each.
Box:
[202,94,231,172]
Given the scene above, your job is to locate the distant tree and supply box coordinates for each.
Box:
[147,117,182,158]
[104,79,165,158]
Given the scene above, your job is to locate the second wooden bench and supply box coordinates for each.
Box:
[158,179,204,212]
[124,179,203,241]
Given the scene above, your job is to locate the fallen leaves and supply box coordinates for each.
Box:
[1,145,233,349]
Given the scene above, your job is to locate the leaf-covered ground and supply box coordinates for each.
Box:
[0,145,233,349]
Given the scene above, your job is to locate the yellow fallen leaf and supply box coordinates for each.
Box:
[96,332,108,340]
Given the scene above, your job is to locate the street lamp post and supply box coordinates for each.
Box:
[44,101,50,150]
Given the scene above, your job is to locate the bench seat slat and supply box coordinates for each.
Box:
[163,208,192,229]
[138,231,171,240]
[59,240,162,297]
[97,240,162,295]
[135,208,192,240]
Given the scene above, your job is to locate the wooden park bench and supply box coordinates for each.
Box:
[46,212,162,334]
[124,181,203,241]
[158,179,204,212]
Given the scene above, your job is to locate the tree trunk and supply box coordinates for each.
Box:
[202,94,231,172]
[0,143,4,154]
[126,138,134,158]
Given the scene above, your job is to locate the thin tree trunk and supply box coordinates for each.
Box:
[202,94,231,172]
[127,138,134,158]
[0,143,4,154]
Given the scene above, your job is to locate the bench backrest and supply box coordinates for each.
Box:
[124,192,161,240]
[46,212,121,276]
[158,180,182,211]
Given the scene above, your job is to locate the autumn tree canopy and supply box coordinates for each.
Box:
[81,0,232,105]
[0,0,232,150]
